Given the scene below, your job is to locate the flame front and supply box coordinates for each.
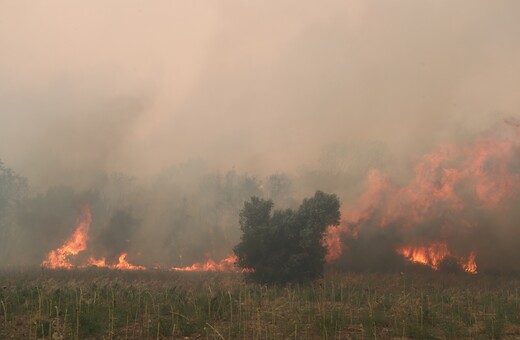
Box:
[41,206,92,269]
[322,124,520,273]
[85,254,145,270]
[86,256,107,267]
[113,253,146,271]
[396,243,477,274]
[172,255,245,272]
[43,207,235,272]
[42,206,145,270]
[396,243,450,270]
[43,124,517,274]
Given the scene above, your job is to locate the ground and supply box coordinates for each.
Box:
[1,268,520,339]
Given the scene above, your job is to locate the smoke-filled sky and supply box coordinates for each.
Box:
[1,1,520,189]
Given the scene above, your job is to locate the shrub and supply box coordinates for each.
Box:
[234,190,340,284]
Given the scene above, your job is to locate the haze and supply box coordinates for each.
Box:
[1,1,519,189]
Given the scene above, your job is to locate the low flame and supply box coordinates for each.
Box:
[396,243,450,270]
[42,206,144,270]
[86,256,107,267]
[85,253,145,271]
[396,243,477,274]
[43,208,245,272]
[172,255,246,272]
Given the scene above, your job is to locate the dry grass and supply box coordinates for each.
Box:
[1,268,520,339]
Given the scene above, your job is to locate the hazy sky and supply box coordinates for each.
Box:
[1,1,520,188]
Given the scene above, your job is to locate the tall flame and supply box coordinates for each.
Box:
[463,251,478,274]
[42,206,145,270]
[41,206,92,269]
[324,124,520,273]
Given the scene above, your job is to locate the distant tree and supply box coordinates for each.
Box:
[0,159,28,262]
[0,160,28,213]
[234,191,340,284]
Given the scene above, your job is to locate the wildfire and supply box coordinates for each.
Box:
[85,253,146,271]
[113,253,146,271]
[43,208,245,273]
[324,170,389,262]
[395,243,477,274]
[86,256,107,267]
[396,243,450,270]
[41,206,145,270]
[324,226,343,262]
[41,206,92,269]
[463,251,478,274]
[40,121,520,275]
[323,123,520,274]
[172,255,245,272]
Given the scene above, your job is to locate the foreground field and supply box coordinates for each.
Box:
[1,269,520,339]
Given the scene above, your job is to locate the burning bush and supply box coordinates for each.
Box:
[234,190,340,284]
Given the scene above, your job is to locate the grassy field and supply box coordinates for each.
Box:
[1,269,520,339]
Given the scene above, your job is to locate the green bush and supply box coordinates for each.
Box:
[234,191,340,284]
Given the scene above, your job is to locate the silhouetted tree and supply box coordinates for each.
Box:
[0,159,28,262]
[234,190,340,284]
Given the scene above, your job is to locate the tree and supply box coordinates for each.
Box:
[234,190,340,284]
[0,159,28,263]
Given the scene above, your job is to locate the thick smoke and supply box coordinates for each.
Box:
[1,1,520,271]
[328,124,520,274]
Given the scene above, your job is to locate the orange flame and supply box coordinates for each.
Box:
[41,206,92,269]
[396,243,450,270]
[172,255,246,272]
[324,226,343,262]
[462,251,478,274]
[42,206,145,270]
[112,253,146,271]
[325,125,520,267]
[396,243,477,274]
[86,256,107,267]
[84,253,145,270]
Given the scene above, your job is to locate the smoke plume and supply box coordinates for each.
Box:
[1,1,520,272]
